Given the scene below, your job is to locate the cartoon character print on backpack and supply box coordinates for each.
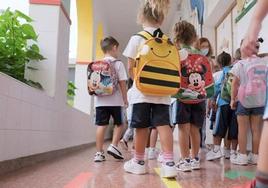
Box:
[173,50,214,103]
[87,60,118,96]
[181,61,207,99]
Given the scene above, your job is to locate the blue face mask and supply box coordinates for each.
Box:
[201,48,209,56]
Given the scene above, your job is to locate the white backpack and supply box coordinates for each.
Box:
[238,57,268,108]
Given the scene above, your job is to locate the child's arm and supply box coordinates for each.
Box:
[119,80,128,107]
[230,76,239,110]
[242,0,268,57]
[128,58,135,80]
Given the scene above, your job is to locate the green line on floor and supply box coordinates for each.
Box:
[225,170,255,180]
[154,168,181,188]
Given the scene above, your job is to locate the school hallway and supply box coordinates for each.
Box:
[0,142,256,188]
[0,0,266,188]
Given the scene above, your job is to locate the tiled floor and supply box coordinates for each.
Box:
[0,143,256,188]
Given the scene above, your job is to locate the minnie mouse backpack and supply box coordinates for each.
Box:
[87,60,118,96]
[238,57,268,108]
[173,48,214,104]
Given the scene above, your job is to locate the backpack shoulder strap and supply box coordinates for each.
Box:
[135,31,154,40]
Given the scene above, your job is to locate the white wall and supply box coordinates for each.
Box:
[236,5,268,53]
[0,2,111,162]
[0,73,95,162]
[0,0,29,13]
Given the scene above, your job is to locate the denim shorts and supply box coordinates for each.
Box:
[236,102,264,116]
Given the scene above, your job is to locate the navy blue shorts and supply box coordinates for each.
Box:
[175,101,206,128]
[213,104,238,140]
[95,106,123,126]
[130,103,170,129]
[263,72,268,120]
[236,102,264,116]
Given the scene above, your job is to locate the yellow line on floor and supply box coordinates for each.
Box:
[154,168,182,188]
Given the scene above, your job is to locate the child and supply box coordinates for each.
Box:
[230,57,264,166]
[235,0,268,187]
[206,52,238,161]
[93,37,128,162]
[123,0,177,178]
[173,21,206,172]
[120,79,134,150]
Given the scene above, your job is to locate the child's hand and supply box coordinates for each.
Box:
[230,99,237,110]
[124,99,129,108]
[241,23,261,57]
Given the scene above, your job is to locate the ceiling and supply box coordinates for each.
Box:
[94,0,182,59]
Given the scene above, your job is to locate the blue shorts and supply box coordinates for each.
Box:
[213,104,238,140]
[236,102,264,116]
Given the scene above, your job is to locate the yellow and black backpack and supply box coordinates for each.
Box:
[134,29,181,96]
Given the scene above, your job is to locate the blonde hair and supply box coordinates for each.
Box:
[138,0,170,25]
[173,21,197,46]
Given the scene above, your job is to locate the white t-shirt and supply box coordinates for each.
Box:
[123,27,171,105]
[230,62,242,80]
[94,56,128,107]
[213,70,223,82]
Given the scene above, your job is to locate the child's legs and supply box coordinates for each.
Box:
[130,103,151,155]
[152,104,173,153]
[213,105,229,147]
[96,126,108,151]
[110,107,124,146]
[237,115,250,154]
[123,127,134,142]
[135,128,149,153]
[149,128,158,148]
[157,126,173,153]
[228,109,238,150]
[95,107,111,151]
[224,137,231,150]
[250,114,263,154]
[190,101,206,157]
[258,121,268,173]
[190,125,200,158]
[112,125,124,146]
[179,123,191,158]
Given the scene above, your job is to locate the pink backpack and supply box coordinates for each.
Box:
[87,60,119,96]
[238,57,268,108]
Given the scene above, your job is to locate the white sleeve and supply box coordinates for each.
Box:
[117,61,128,81]
[230,63,241,78]
[123,36,143,59]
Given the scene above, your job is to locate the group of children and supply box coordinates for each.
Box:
[89,0,268,184]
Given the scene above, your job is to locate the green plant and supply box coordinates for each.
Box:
[67,81,77,106]
[0,8,45,89]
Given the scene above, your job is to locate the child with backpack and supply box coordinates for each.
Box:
[230,55,266,166]
[88,37,128,162]
[206,52,238,161]
[173,21,214,172]
[122,0,178,178]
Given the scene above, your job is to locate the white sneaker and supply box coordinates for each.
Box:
[230,150,237,161]
[224,149,231,159]
[191,157,201,170]
[231,153,248,165]
[107,144,124,160]
[157,152,164,163]
[248,152,258,165]
[148,148,158,160]
[206,149,223,161]
[176,159,192,172]
[160,161,177,178]
[124,159,147,175]
[94,151,106,162]
[119,139,128,151]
